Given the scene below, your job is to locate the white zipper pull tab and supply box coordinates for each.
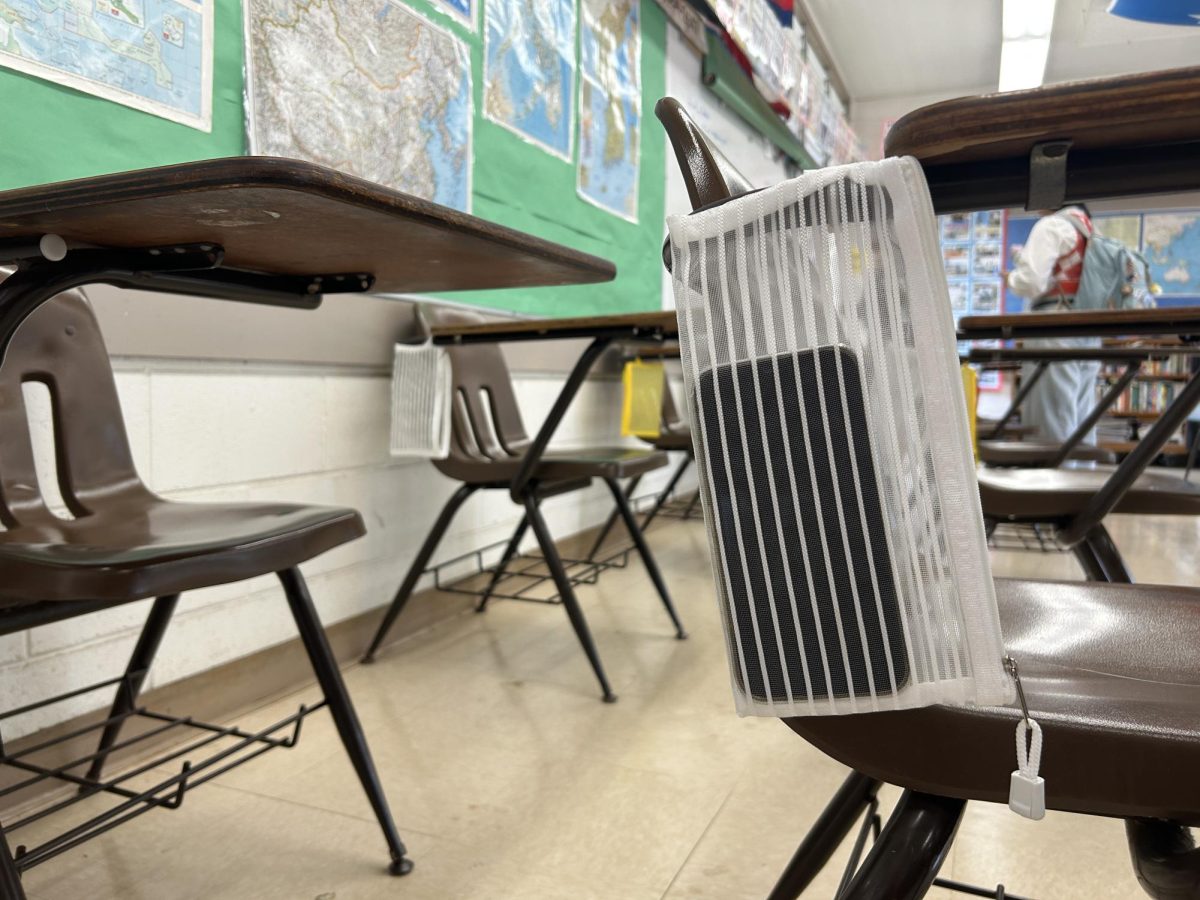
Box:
[1004,655,1045,820]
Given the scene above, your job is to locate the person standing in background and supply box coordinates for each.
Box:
[1006,204,1100,444]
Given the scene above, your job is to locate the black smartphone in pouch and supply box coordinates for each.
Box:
[696,345,910,703]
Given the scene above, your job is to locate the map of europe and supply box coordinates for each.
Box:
[246,0,472,212]
[0,0,211,130]
[577,0,641,222]
[1144,213,1200,297]
[483,0,575,159]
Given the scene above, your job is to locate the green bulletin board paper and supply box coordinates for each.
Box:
[0,0,666,318]
[0,0,244,190]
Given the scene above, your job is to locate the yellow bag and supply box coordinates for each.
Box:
[961,364,978,461]
[621,359,665,439]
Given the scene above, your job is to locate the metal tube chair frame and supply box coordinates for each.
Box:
[969,347,1184,467]
[362,312,687,703]
[586,365,698,562]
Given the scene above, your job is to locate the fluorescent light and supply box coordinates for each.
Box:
[1003,0,1057,39]
[998,36,1051,91]
[998,0,1057,92]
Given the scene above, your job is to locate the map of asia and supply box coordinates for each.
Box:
[483,0,576,160]
[578,0,640,222]
[245,0,472,213]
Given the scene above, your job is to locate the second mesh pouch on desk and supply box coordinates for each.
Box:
[389,342,451,459]
[667,156,1012,717]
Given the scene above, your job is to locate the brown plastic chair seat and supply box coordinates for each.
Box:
[786,577,1200,824]
[439,446,667,485]
[534,447,668,480]
[979,465,1200,519]
[977,420,1037,438]
[978,440,1116,467]
[643,427,692,452]
[0,500,363,606]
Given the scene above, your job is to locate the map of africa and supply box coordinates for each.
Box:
[1144,213,1200,296]
[0,0,211,130]
[577,0,640,222]
[246,0,472,213]
[483,0,575,160]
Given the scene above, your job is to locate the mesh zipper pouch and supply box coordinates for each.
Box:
[668,156,1012,717]
[389,342,451,459]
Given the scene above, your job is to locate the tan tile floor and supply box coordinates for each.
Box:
[16,510,1200,898]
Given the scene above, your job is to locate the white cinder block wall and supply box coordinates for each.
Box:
[1,355,694,739]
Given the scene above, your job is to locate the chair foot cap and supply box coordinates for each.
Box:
[389,857,415,876]
[675,630,688,640]
[602,693,618,703]
[361,655,376,665]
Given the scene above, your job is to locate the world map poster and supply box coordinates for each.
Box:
[577,0,640,222]
[483,0,576,161]
[0,0,212,131]
[245,0,472,212]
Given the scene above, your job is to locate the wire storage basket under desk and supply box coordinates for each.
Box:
[987,522,1073,554]
[0,671,320,873]
[427,537,633,605]
[630,489,703,521]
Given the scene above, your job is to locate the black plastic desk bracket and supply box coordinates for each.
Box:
[0,244,225,363]
[0,240,381,364]
[1027,140,1073,211]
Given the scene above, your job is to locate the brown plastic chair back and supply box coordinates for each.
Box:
[420,307,531,480]
[660,377,686,434]
[0,290,150,530]
[655,97,756,210]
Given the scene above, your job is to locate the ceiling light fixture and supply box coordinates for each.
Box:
[998,0,1058,92]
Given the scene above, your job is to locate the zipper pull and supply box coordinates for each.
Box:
[1004,655,1045,820]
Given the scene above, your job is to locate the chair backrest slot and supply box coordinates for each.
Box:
[420,307,533,481]
[20,379,77,521]
[0,291,148,530]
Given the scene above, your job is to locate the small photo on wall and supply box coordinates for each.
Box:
[973,241,1002,276]
[941,214,971,243]
[948,281,969,311]
[972,281,1001,313]
[973,210,1003,241]
[943,244,970,278]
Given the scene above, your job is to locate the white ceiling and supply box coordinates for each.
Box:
[804,0,1200,103]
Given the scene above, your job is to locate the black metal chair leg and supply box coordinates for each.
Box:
[586,474,642,562]
[80,594,180,787]
[363,483,477,662]
[522,491,617,703]
[477,514,529,613]
[1126,817,1200,900]
[839,791,964,900]
[1072,536,1109,581]
[641,453,692,532]
[767,771,883,900]
[278,568,413,876]
[603,477,687,639]
[1086,523,1133,584]
[0,823,25,900]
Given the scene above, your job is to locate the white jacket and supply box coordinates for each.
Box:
[1007,211,1085,300]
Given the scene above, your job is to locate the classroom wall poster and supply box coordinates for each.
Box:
[940,209,1006,391]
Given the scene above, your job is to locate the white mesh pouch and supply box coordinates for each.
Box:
[389,342,452,459]
[668,156,1013,717]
